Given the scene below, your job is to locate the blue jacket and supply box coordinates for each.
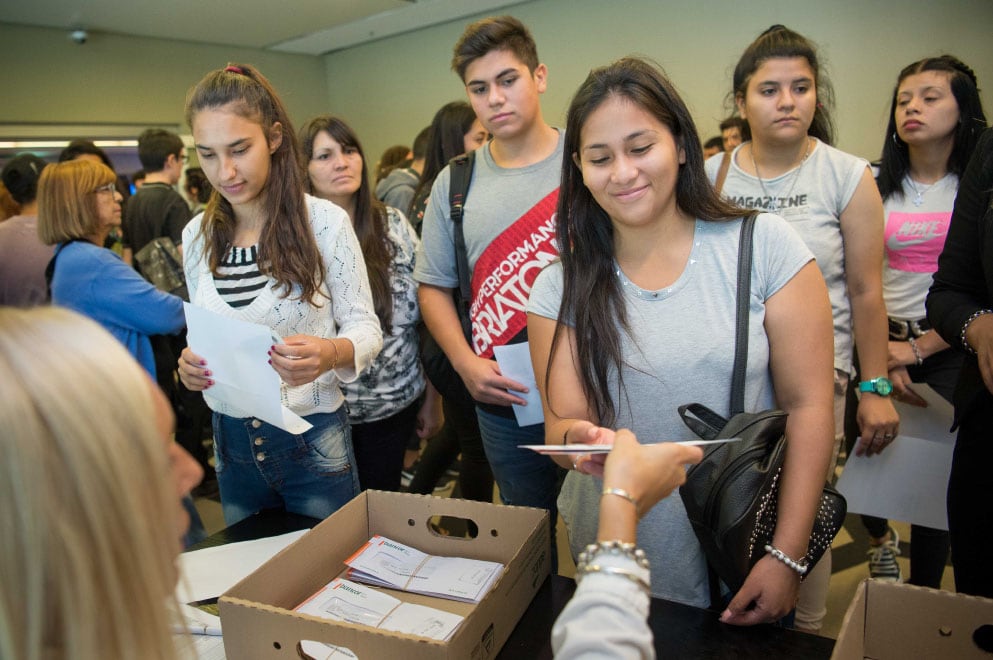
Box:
[50,241,185,377]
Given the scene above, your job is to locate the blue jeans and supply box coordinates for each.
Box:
[182,495,207,548]
[476,407,564,570]
[212,407,359,525]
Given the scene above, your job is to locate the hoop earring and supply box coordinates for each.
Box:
[891,132,900,145]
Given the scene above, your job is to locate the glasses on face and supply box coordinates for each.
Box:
[91,182,117,196]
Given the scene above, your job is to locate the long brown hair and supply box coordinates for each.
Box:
[299,115,395,332]
[553,57,746,426]
[184,63,325,304]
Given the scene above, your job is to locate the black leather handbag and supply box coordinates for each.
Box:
[678,214,846,601]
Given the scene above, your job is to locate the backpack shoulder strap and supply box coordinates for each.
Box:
[448,150,476,307]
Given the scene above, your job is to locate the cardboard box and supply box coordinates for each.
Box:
[832,579,993,659]
[218,491,550,659]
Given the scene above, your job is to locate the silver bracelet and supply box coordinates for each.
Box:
[961,309,993,355]
[602,487,640,514]
[576,540,651,595]
[908,336,924,366]
[576,565,651,595]
[764,544,809,576]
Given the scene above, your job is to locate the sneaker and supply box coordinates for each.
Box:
[868,527,902,582]
[433,475,455,493]
[445,459,460,480]
[399,461,454,493]
[400,460,420,489]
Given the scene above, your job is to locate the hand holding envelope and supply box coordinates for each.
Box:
[182,304,313,434]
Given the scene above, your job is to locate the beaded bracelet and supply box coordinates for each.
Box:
[961,309,993,355]
[575,540,651,595]
[764,544,809,576]
[908,336,924,366]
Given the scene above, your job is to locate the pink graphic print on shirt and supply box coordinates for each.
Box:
[884,210,952,273]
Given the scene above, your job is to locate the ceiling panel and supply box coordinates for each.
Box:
[0,0,532,53]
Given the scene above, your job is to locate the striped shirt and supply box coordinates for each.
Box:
[215,245,268,308]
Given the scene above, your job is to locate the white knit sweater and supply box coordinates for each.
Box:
[183,194,383,418]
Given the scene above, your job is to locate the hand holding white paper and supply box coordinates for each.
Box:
[836,384,955,530]
[184,303,312,434]
[493,342,544,427]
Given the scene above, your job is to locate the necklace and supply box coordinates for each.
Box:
[615,265,670,301]
[906,175,938,207]
[750,138,811,213]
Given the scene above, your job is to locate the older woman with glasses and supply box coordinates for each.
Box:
[38,159,186,379]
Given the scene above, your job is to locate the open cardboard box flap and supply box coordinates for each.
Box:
[218,490,550,659]
[832,579,993,659]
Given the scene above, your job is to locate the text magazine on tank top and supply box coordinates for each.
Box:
[469,190,559,359]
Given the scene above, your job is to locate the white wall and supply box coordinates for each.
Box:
[0,23,329,137]
[322,0,993,164]
[3,1,990,170]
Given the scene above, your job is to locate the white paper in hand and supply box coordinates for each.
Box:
[493,342,543,427]
[184,303,311,434]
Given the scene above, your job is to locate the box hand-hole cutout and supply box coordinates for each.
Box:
[297,639,357,658]
[972,624,993,652]
[426,514,480,539]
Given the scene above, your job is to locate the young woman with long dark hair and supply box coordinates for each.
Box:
[529,56,834,624]
[177,64,382,525]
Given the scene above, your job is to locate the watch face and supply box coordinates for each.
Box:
[876,378,894,396]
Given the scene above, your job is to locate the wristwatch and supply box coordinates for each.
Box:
[859,377,893,396]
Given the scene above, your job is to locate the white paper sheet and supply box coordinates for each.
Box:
[836,384,955,530]
[184,303,311,434]
[345,535,503,603]
[296,578,464,641]
[493,342,543,427]
[521,437,745,454]
[175,529,308,603]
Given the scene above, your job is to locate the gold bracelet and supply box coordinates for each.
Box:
[326,339,339,372]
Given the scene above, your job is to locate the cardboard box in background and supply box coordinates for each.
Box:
[218,491,550,660]
[832,579,993,659]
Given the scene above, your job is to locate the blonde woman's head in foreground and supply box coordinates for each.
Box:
[0,306,202,660]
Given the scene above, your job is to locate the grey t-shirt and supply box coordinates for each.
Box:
[528,215,813,606]
[706,139,866,375]
[414,131,564,289]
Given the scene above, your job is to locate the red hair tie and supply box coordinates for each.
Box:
[224,65,244,75]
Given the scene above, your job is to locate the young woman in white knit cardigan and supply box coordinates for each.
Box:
[177,63,382,525]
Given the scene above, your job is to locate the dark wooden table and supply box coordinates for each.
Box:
[499,573,835,659]
[190,509,835,658]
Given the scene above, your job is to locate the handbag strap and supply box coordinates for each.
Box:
[448,150,476,340]
[730,213,757,416]
[44,238,88,302]
[714,150,732,195]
